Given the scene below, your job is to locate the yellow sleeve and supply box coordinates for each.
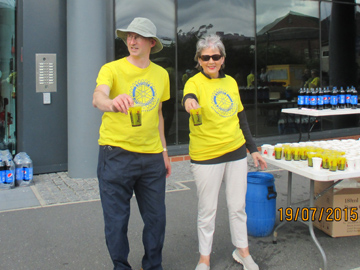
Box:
[183,79,198,97]
[96,64,114,89]
[160,72,170,102]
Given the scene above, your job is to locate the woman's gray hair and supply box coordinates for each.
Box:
[194,34,226,70]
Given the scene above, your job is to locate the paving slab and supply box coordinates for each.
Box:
[0,186,40,211]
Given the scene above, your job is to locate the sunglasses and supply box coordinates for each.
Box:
[200,54,222,61]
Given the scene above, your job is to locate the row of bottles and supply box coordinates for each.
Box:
[0,151,33,189]
[297,86,358,110]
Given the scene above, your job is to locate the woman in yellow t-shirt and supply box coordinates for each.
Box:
[183,34,267,270]
[304,69,320,88]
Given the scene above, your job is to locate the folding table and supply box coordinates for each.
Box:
[262,155,360,270]
[281,108,360,141]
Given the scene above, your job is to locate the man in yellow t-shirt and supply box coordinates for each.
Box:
[92,17,171,270]
[247,70,255,87]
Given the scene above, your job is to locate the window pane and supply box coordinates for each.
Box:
[177,0,255,143]
[320,1,360,130]
[0,0,16,154]
[256,0,319,137]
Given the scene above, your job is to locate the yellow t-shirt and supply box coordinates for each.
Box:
[247,73,255,87]
[310,77,320,87]
[96,57,170,153]
[183,72,246,161]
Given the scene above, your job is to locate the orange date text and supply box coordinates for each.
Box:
[278,207,359,222]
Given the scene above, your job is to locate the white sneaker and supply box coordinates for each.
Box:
[232,249,259,270]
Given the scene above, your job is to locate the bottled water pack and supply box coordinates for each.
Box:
[13,152,33,187]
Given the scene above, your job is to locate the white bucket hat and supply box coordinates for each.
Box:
[116,17,163,54]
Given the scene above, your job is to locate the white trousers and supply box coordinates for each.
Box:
[191,158,249,256]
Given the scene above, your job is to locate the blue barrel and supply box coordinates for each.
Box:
[245,172,277,237]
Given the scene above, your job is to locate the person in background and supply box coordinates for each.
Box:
[183,34,267,270]
[259,68,267,85]
[308,69,320,88]
[247,70,255,87]
[92,17,171,270]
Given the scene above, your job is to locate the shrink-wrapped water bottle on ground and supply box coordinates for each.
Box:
[5,159,15,188]
[23,155,33,182]
[14,152,33,186]
[0,158,7,189]
[14,153,23,185]
[0,150,15,189]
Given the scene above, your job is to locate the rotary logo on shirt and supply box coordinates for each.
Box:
[130,80,159,112]
[211,89,237,117]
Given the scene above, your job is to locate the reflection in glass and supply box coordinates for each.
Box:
[0,0,16,154]
[326,1,357,87]
[177,0,255,143]
[114,0,176,144]
[113,0,360,147]
[320,1,360,130]
[256,0,319,137]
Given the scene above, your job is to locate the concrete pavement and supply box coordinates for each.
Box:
[1,157,360,270]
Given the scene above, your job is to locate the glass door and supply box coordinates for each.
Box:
[0,0,16,155]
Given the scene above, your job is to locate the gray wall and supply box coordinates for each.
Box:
[17,0,68,174]
[16,0,111,177]
[67,0,108,178]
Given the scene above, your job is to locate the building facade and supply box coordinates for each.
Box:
[1,0,360,178]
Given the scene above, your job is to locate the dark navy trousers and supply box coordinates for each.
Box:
[97,146,166,270]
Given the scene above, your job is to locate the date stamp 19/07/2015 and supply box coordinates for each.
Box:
[278,207,359,222]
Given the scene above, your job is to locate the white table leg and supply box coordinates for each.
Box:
[309,179,327,270]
